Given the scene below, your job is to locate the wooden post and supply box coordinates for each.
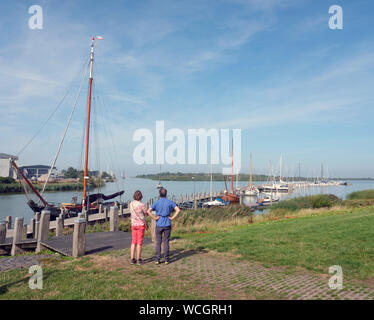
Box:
[30,218,36,239]
[151,219,156,243]
[119,204,123,216]
[104,207,109,222]
[194,194,197,211]
[109,206,119,232]
[72,216,86,258]
[0,221,6,244]
[59,212,64,227]
[35,212,41,222]
[56,217,63,237]
[22,224,28,240]
[36,210,50,253]
[11,217,24,256]
[35,221,40,241]
[6,216,12,230]
[99,204,103,214]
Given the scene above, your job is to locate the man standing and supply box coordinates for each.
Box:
[147,188,181,264]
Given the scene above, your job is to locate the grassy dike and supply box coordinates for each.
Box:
[1,190,374,299]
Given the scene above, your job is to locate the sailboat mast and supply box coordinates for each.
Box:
[83,37,95,200]
[210,162,213,198]
[231,138,234,192]
[250,153,253,187]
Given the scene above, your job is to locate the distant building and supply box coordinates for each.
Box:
[19,165,57,180]
[0,153,18,179]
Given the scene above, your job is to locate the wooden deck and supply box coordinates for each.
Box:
[0,239,37,255]
[41,231,152,256]
[5,191,224,239]
[5,209,131,238]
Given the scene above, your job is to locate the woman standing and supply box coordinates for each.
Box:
[129,190,149,265]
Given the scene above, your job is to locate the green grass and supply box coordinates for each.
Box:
[176,206,374,280]
[347,189,374,200]
[0,182,83,194]
[269,194,342,212]
[0,255,209,300]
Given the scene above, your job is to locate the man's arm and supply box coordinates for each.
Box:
[169,206,181,221]
[147,207,159,220]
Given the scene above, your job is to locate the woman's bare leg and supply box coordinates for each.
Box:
[131,244,136,260]
[137,245,142,260]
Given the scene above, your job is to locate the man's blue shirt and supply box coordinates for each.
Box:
[151,198,176,227]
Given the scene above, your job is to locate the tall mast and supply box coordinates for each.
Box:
[210,162,213,198]
[83,37,95,201]
[280,154,282,183]
[249,153,253,187]
[231,137,234,192]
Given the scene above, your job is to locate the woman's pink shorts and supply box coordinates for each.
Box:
[131,226,145,245]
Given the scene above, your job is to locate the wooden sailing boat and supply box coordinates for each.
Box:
[11,37,124,219]
[222,138,239,203]
[245,153,258,196]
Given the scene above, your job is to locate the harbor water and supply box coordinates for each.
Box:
[0,178,373,221]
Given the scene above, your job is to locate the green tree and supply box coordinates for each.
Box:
[64,167,79,179]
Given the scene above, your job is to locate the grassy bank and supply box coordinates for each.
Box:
[0,182,84,194]
[346,189,374,200]
[2,191,374,299]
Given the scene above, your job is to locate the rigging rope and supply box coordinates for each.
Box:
[40,61,90,197]
[16,53,90,157]
[94,60,124,194]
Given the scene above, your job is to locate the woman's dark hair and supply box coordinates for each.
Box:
[133,190,143,201]
[159,188,167,198]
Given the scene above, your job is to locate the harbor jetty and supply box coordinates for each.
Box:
[0,190,225,258]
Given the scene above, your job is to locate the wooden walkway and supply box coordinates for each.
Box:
[1,232,151,257]
[41,231,151,256]
[5,191,225,239]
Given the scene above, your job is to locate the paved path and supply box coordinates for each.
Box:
[42,231,152,256]
[105,242,374,300]
[0,255,55,272]
[165,250,374,300]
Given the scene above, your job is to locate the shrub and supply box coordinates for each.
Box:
[270,194,342,212]
[0,177,16,184]
[346,190,374,200]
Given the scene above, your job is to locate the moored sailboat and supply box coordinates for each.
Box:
[12,37,125,220]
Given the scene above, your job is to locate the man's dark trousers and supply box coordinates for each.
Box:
[155,226,171,262]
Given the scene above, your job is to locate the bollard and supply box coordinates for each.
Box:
[0,221,6,244]
[109,206,119,232]
[59,213,65,228]
[82,208,89,224]
[6,216,12,230]
[22,224,28,240]
[36,210,50,253]
[72,216,86,258]
[11,217,24,256]
[151,219,156,244]
[56,217,63,237]
[194,198,197,211]
[30,218,36,238]
[99,204,103,214]
[119,204,123,216]
[104,207,109,222]
[35,221,40,241]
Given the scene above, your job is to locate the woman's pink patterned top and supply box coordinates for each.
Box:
[130,200,147,227]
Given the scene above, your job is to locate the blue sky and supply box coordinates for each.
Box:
[0,0,373,178]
